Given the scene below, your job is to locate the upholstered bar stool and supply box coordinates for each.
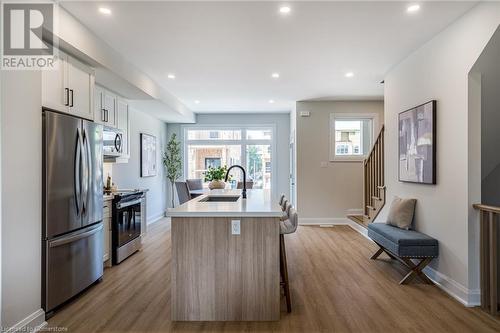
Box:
[281,199,288,211]
[279,194,286,206]
[280,207,298,313]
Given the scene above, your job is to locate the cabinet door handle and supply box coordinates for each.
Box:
[105,109,108,122]
[70,89,74,107]
[101,109,106,122]
[65,88,70,106]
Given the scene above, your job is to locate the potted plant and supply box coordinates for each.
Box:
[163,133,182,207]
[204,165,229,190]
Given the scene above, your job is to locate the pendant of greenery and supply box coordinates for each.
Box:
[163,133,182,207]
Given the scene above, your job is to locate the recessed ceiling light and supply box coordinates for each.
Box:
[98,7,112,15]
[279,6,291,14]
[167,74,176,79]
[269,99,275,104]
[407,4,420,13]
[194,100,200,104]
[271,73,280,79]
[345,72,354,78]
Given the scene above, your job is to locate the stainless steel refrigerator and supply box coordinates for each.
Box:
[42,110,104,315]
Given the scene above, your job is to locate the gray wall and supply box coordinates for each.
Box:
[1,71,45,328]
[475,27,500,205]
[111,108,168,222]
[378,3,500,304]
[295,101,384,220]
[167,113,290,206]
[472,26,500,301]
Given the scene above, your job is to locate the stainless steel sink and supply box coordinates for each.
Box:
[199,195,240,202]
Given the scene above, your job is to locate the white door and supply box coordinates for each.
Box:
[67,55,94,120]
[42,53,69,112]
[116,98,129,156]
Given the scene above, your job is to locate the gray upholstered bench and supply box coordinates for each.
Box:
[368,223,439,284]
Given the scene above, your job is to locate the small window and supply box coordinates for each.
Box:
[265,161,271,173]
[246,129,272,140]
[187,130,241,140]
[330,115,375,161]
[205,157,221,169]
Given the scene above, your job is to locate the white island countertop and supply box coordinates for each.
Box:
[166,189,283,217]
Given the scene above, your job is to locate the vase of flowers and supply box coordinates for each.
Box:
[204,165,229,190]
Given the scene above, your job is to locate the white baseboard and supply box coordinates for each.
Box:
[299,217,370,240]
[147,213,164,225]
[299,217,479,307]
[423,266,480,307]
[6,309,46,333]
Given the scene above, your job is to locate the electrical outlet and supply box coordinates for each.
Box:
[231,220,241,235]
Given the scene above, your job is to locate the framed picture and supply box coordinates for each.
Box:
[398,100,436,184]
[140,133,157,177]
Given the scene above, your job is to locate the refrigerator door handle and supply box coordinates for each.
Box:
[49,224,103,248]
[75,128,83,215]
[83,128,92,215]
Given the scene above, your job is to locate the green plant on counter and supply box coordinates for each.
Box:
[203,165,230,182]
[163,133,182,207]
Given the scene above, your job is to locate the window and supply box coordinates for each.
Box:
[205,157,221,169]
[330,113,377,161]
[184,127,275,191]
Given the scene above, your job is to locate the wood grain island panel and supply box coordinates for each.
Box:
[171,216,280,321]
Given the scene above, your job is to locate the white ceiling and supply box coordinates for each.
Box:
[61,1,476,113]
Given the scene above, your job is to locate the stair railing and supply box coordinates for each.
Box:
[472,204,499,316]
[364,126,385,220]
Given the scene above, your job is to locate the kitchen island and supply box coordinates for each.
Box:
[167,189,283,321]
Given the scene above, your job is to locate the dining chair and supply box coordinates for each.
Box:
[186,179,204,198]
[280,207,298,313]
[175,182,191,205]
[237,181,254,189]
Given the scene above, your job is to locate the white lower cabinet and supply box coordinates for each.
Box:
[103,201,112,266]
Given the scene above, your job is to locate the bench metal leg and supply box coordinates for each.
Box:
[371,243,397,260]
[400,258,434,285]
[370,247,384,260]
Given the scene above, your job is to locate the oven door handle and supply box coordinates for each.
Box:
[116,198,143,209]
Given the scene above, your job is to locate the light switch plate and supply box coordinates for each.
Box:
[231,220,241,235]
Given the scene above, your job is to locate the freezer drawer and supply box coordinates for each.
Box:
[44,223,103,312]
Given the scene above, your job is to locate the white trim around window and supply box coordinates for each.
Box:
[329,113,379,162]
[181,124,277,197]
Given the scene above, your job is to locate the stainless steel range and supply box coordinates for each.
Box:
[112,190,144,264]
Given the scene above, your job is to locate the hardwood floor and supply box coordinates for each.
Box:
[48,218,500,332]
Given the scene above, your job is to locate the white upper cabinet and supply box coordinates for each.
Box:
[94,85,116,127]
[42,53,68,111]
[67,55,94,120]
[42,51,95,120]
[116,98,130,157]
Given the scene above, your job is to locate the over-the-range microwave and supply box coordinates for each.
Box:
[103,127,124,157]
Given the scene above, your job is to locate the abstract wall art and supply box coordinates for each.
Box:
[398,100,436,184]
